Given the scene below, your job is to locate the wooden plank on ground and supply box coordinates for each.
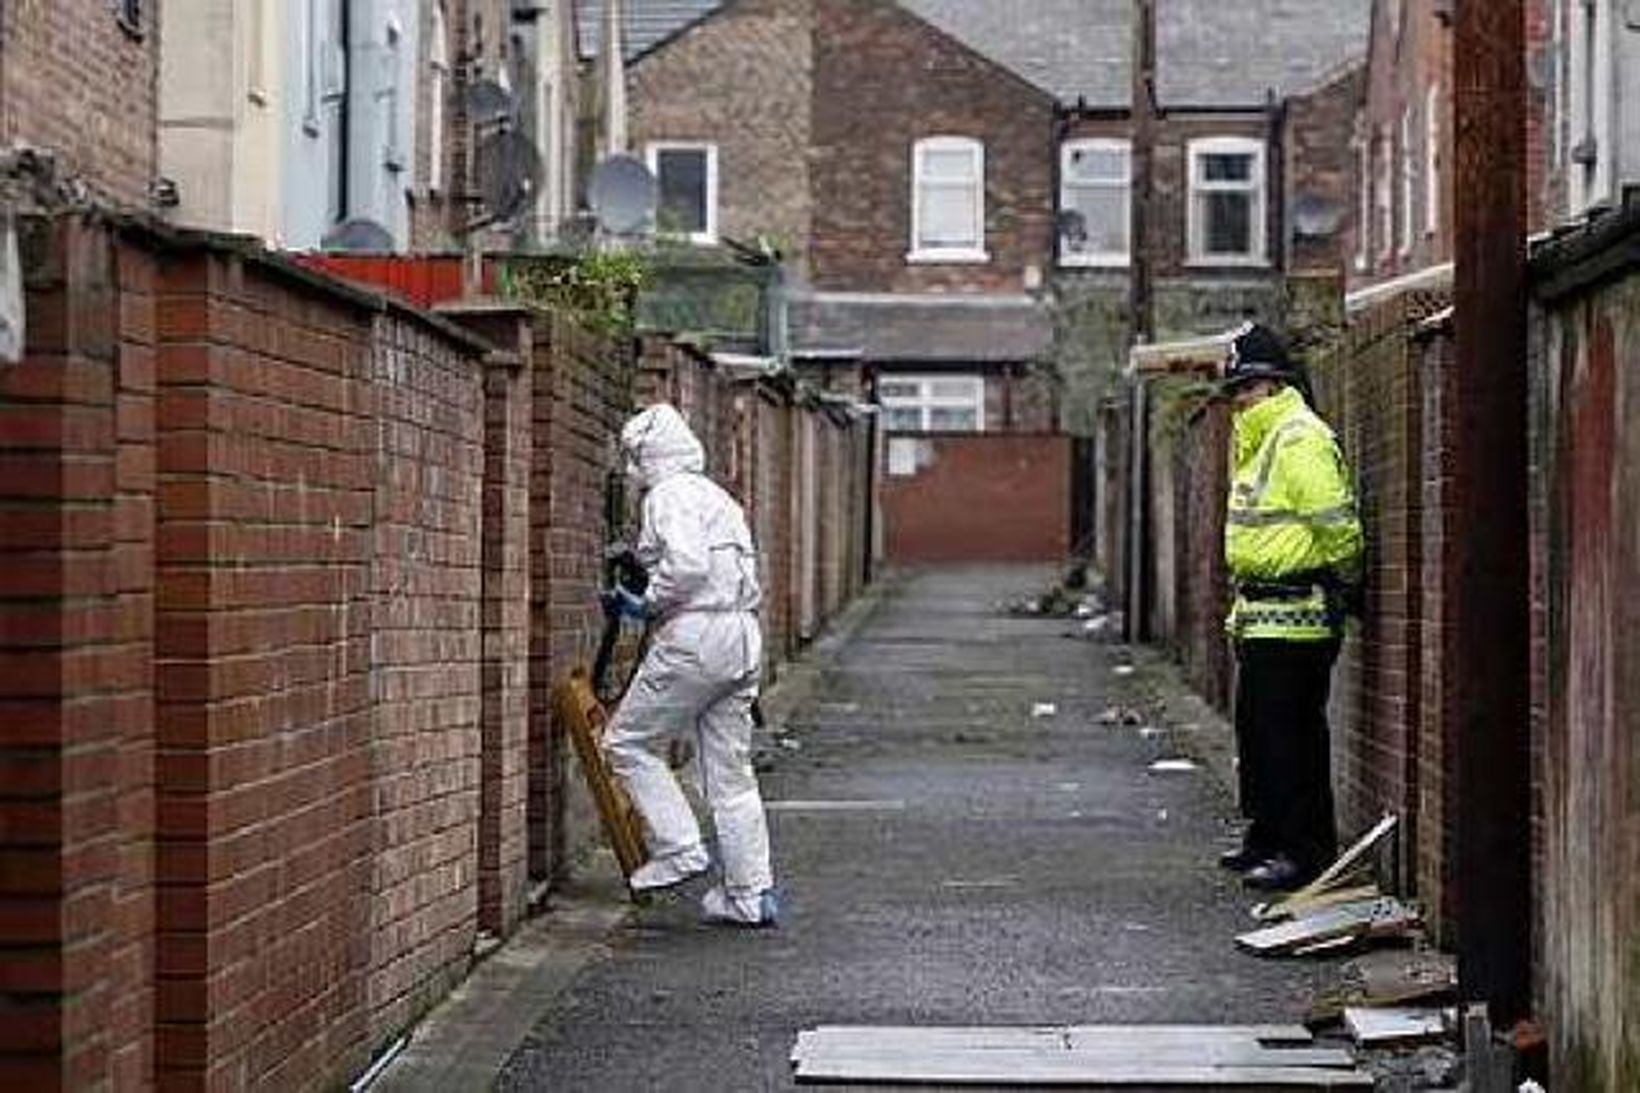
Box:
[792,1053,1374,1087]
[1343,1007,1449,1046]
[793,1025,1315,1063]
[1236,898,1419,955]
[553,669,647,885]
[1252,884,1383,923]
[1278,814,1398,908]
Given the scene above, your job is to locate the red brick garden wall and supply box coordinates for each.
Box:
[0,227,876,1090]
[880,434,1072,564]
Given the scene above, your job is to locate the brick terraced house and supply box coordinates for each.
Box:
[582,0,1371,438]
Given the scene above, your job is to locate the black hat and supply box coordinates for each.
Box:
[1220,322,1298,390]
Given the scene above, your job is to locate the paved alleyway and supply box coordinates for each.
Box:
[496,567,1341,1090]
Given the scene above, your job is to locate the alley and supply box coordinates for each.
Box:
[497,567,1338,1090]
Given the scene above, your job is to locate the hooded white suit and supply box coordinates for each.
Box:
[605,404,774,922]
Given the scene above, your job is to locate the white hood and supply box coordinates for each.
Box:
[621,403,705,489]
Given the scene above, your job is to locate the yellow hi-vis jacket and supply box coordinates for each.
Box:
[1225,386,1364,642]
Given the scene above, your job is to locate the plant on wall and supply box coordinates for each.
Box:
[502,249,652,334]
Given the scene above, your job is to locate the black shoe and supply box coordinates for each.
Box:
[1218,847,1265,872]
[1242,855,1310,892]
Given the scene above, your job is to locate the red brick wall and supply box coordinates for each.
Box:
[532,316,638,878]
[0,215,158,1091]
[1171,402,1232,712]
[151,249,386,1091]
[810,0,1057,295]
[0,0,159,210]
[1141,287,1459,931]
[881,434,1071,563]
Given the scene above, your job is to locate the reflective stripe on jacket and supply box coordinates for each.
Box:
[1225,387,1363,641]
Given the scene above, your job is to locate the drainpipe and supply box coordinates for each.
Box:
[1452,0,1531,1025]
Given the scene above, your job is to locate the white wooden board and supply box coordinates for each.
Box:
[1343,1006,1448,1045]
[793,1054,1374,1087]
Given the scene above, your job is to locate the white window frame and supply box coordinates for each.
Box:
[877,374,986,433]
[1400,106,1416,257]
[428,2,449,194]
[1425,83,1440,237]
[1059,138,1132,268]
[1186,137,1267,267]
[646,141,719,245]
[909,136,989,264]
[1355,137,1371,271]
[1376,127,1394,260]
[1567,0,1616,215]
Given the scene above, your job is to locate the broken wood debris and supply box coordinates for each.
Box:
[1343,1006,1451,1046]
[1236,897,1421,956]
[791,1025,1372,1086]
[1307,949,1457,1025]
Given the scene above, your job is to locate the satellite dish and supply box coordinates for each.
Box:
[474,128,542,224]
[589,155,657,236]
[321,217,395,252]
[1291,193,1344,238]
[465,78,516,126]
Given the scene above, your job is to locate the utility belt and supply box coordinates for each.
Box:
[1236,577,1325,601]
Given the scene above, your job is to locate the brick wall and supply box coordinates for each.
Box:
[0,231,877,1087]
[881,434,1071,564]
[629,0,814,268]
[1284,67,1367,274]
[0,0,160,210]
[810,0,1056,295]
[0,217,526,1091]
[1132,284,1460,930]
[0,214,159,1091]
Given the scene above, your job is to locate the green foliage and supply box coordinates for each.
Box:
[503,250,652,334]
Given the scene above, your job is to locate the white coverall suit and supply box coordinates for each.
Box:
[604,404,775,924]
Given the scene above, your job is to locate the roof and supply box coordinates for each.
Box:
[790,292,1052,364]
[576,0,726,62]
[897,0,1132,108]
[1155,0,1371,106]
[578,0,1368,110]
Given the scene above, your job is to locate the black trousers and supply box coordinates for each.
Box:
[1232,638,1340,873]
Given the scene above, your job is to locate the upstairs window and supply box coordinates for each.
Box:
[1425,84,1441,236]
[428,3,449,193]
[1400,106,1416,256]
[1354,138,1371,271]
[910,137,987,262]
[1060,139,1131,266]
[1187,137,1266,265]
[116,0,145,37]
[879,375,985,433]
[647,142,718,244]
[1376,128,1393,260]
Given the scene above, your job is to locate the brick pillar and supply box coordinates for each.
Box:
[0,215,158,1091]
[439,305,534,935]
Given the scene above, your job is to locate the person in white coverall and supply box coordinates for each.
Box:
[602,403,778,927]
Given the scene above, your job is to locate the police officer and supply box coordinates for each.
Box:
[1216,323,1364,891]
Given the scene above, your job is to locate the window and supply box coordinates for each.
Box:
[1187,138,1266,265]
[428,3,449,192]
[878,375,984,433]
[116,0,144,37]
[1567,0,1615,214]
[382,16,405,173]
[1059,139,1131,266]
[646,142,718,243]
[1355,139,1371,271]
[910,137,987,262]
[1425,84,1441,236]
[1400,106,1416,256]
[1376,128,1393,260]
